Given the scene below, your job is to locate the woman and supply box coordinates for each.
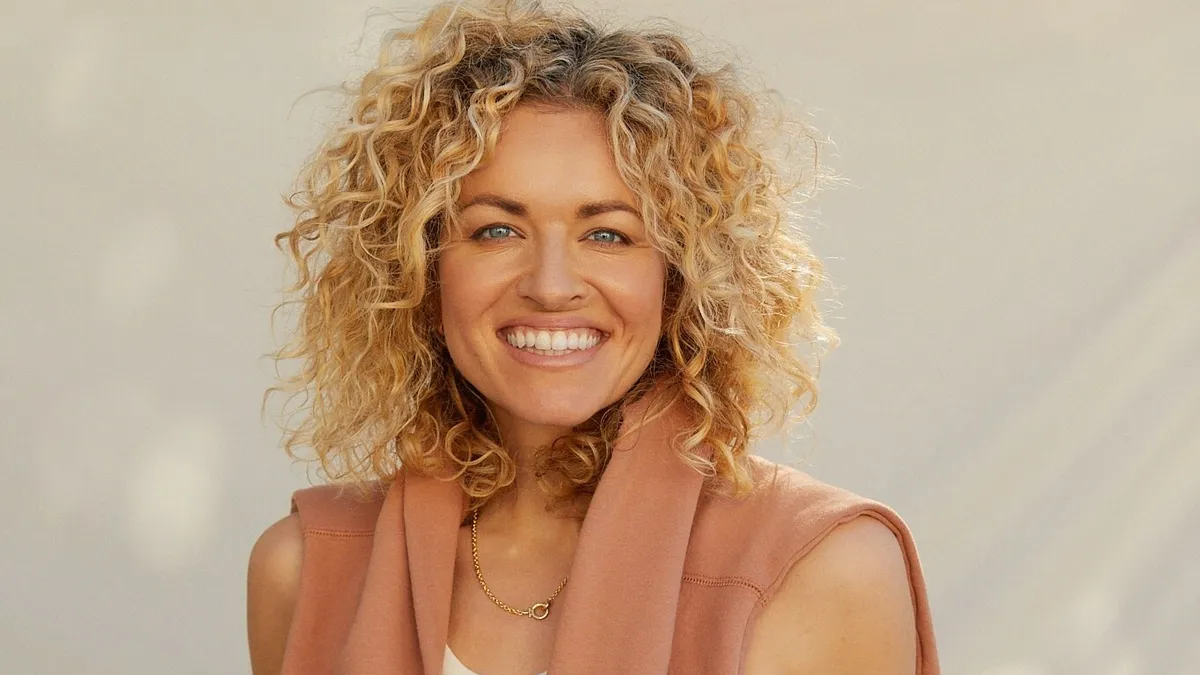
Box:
[248,1,940,673]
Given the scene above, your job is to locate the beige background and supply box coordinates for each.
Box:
[2,1,1198,673]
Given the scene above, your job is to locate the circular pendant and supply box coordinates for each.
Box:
[530,602,550,620]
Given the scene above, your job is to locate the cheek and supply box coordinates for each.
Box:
[437,257,485,331]
[438,283,484,372]
[614,262,667,334]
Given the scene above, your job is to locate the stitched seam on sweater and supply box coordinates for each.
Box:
[302,528,375,539]
[681,573,766,602]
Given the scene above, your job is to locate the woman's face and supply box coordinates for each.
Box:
[437,104,667,449]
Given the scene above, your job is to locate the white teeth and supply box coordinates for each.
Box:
[503,328,602,353]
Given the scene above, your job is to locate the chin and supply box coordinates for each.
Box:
[501,390,610,428]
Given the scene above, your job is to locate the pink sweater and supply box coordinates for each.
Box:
[280,396,940,674]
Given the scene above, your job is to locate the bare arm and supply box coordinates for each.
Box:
[744,514,919,674]
[247,513,304,675]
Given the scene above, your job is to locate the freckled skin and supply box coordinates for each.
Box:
[436,105,666,450]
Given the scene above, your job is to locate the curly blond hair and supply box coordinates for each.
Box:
[265,0,839,517]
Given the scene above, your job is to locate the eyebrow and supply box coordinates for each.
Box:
[460,193,641,220]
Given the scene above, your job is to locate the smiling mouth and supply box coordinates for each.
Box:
[497,328,608,356]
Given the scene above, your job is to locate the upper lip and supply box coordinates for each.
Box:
[497,316,609,335]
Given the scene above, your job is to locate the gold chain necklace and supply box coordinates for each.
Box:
[471,507,569,621]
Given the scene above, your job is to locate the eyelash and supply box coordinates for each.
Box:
[469,224,630,247]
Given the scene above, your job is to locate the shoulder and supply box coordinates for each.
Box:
[697,455,874,530]
[689,455,895,582]
[245,479,390,674]
[247,513,304,675]
[734,458,920,674]
[249,512,305,581]
[782,513,915,618]
[746,514,917,673]
[289,479,392,534]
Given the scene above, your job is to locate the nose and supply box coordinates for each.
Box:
[515,227,588,309]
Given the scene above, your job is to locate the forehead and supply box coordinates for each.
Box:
[458,105,637,208]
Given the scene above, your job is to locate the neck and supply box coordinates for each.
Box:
[481,445,582,540]
[475,407,583,532]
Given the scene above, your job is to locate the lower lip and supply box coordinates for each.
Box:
[498,332,607,368]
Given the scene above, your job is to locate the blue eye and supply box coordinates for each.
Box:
[588,229,628,246]
[471,224,514,240]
